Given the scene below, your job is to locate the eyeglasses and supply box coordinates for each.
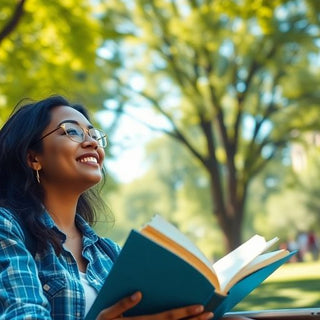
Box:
[34,122,108,148]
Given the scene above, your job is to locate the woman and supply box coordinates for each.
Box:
[0,96,249,320]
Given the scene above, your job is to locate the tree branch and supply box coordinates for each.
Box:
[114,81,208,167]
[0,0,27,46]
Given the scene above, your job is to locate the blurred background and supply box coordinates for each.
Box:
[0,0,319,310]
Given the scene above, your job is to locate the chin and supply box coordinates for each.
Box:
[88,174,103,185]
[76,170,103,189]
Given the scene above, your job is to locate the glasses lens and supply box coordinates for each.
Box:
[89,128,107,148]
[63,123,84,143]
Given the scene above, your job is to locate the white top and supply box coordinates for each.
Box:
[79,272,98,316]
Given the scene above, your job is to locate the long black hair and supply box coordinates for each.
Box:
[0,95,107,254]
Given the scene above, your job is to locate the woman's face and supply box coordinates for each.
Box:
[33,106,105,193]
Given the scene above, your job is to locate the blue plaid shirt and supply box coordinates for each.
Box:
[0,207,121,320]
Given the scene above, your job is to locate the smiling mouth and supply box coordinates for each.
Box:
[78,156,98,164]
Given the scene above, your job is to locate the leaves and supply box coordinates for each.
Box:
[99,0,320,250]
[0,0,109,122]
[1,0,319,251]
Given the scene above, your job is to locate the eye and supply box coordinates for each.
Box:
[66,128,80,136]
[64,124,83,137]
[89,129,100,140]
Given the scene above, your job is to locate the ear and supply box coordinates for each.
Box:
[27,150,42,171]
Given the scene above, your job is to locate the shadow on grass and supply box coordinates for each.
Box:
[234,279,320,311]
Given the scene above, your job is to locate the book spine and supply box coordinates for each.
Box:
[204,291,226,313]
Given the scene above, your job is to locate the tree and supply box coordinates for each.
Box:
[0,0,26,46]
[0,0,112,122]
[246,133,320,240]
[102,135,225,259]
[101,0,320,251]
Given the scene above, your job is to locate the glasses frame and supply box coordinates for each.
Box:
[33,122,108,148]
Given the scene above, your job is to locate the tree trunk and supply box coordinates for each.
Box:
[208,170,246,252]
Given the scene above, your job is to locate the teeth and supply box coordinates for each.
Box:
[79,157,98,163]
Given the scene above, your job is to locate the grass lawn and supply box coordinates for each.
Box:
[234,260,320,311]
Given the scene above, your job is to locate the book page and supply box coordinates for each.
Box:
[213,235,279,294]
[142,214,213,269]
[140,215,223,290]
[223,249,289,294]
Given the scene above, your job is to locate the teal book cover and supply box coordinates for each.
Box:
[85,229,294,320]
[86,230,224,320]
[212,251,296,319]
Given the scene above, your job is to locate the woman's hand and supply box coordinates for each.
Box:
[222,317,253,320]
[96,291,214,320]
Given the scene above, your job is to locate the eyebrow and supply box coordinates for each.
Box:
[58,119,94,129]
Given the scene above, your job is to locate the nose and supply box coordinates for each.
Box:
[82,133,99,149]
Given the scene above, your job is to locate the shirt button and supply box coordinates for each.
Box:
[43,284,50,291]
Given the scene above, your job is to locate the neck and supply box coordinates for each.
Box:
[43,188,80,233]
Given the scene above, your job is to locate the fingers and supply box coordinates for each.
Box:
[130,304,214,320]
[185,306,214,320]
[97,291,142,320]
[222,317,254,320]
[97,292,214,320]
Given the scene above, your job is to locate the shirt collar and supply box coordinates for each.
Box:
[40,211,61,230]
[75,214,98,242]
[39,211,98,245]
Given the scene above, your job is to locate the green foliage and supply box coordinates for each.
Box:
[0,0,111,123]
[101,135,224,258]
[1,0,320,253]
[246,135,320,242]
[100,0,320,251]
[146,137,225,258]
[268,143,320,233]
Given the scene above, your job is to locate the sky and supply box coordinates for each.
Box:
[96,109,158,183]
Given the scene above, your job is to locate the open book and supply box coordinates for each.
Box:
[85,215,296,320]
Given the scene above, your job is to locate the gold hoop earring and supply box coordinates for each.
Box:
[36,170,40,184]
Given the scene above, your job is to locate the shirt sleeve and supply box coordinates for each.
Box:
[0,208,52,320]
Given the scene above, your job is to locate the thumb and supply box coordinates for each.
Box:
[97,291,142,320]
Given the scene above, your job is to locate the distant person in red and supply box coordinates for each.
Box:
[307,230,319,261]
